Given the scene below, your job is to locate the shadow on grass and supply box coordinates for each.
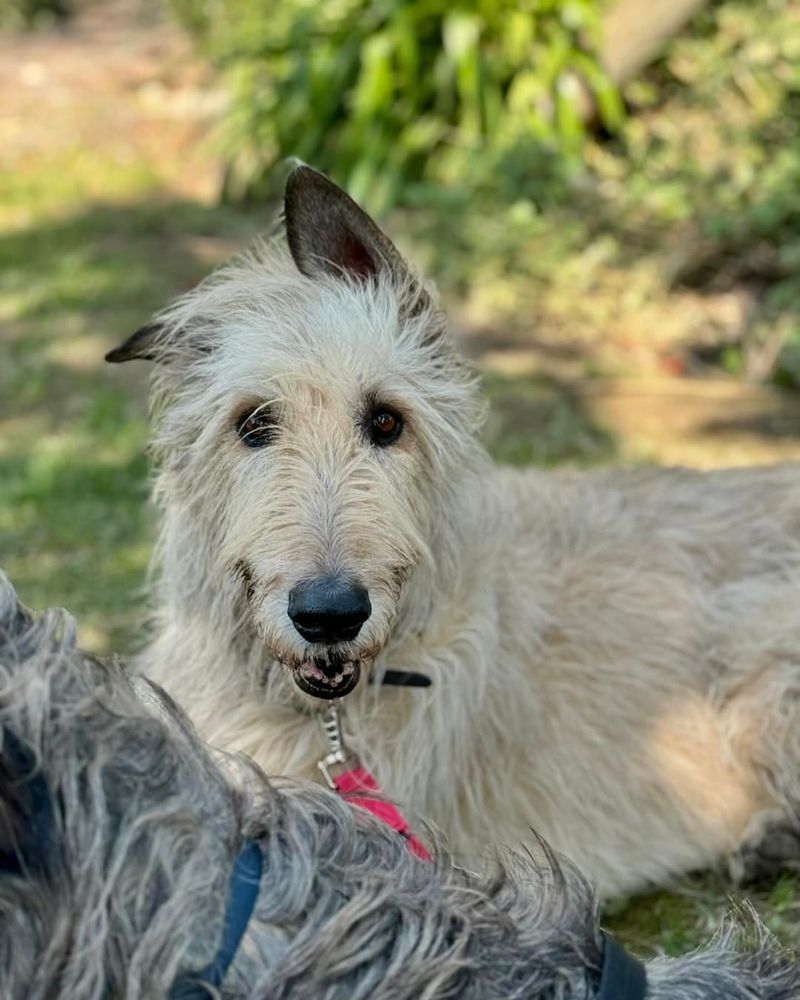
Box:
[482,370,618,468]
[699,412,800,441]
[0,196,266,419]
[0,196,263,651]
[0,196,263,339]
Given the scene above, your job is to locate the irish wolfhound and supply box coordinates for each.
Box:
[106,165,800,897]
[2,570,799,998]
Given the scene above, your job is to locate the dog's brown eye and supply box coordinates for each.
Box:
[370,408,403,447]
[236,408,276,448]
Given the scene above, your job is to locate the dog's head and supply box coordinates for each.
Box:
[0,570,242,996]
[107,167,485,700]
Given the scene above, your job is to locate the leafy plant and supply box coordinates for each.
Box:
[613,0,800,381]
[172,0,622,211]
[404,0,800,387]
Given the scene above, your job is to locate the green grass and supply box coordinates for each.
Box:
[1,151,797,956]
[605,872,800,957]
[0,152,262,648]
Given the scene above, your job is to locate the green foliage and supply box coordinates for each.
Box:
[172,0,620,211]
[0,0,70,28]
[612,0,800,381]
[397,0,800,386]
[173,0,800,382]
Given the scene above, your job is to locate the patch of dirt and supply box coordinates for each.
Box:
[0,0,224,206]
[482,351,800,467]
[574,377,800,467]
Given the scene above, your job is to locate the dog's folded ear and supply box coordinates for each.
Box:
[0,728,58,877]
[105,321,164,364]
[285,166,423,298]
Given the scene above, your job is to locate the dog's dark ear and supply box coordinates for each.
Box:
[105,321,164,364]
[285,166,409,283]
[0,728,58,877]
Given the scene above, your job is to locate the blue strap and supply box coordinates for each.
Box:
[170,841,263,999]
[168,845,640,999]
[0,727,58,876]
[598,932,648,999]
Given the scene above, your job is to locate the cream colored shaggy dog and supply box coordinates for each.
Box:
[108,165,800,897]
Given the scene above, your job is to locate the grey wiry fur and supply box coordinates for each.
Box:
[111,165,800,897]
[0,572,798,999]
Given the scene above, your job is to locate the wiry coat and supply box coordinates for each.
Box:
[111,167,800,897]
[1,570,799,999]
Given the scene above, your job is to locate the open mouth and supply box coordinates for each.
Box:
[293,660,361,700]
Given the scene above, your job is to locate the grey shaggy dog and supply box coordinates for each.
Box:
[1,571,798,999]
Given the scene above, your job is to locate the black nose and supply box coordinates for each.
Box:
[288,576,371,644]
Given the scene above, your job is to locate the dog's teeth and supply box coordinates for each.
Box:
[295,660,359,692]
[300,663,326,682]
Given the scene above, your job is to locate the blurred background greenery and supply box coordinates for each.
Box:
[1,0,799,957]
[177,0,800,383]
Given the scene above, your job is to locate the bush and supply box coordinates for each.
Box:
[174,0,800,385]
[612,0,800,381]
[405,0,800,386]
[0,0,70,28]
[172,0,622,211]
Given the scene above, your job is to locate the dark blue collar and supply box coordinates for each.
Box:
[598,932,648,999]
[170,840,263,999]
[167,845,641,999]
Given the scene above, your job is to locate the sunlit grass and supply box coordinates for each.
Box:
[0,148,164,226]
[0,393,152,651]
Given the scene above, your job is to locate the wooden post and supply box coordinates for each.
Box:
[601,0,709,86]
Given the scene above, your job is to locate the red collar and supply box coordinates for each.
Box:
[318,703,431,860]
[331,765,431,859]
